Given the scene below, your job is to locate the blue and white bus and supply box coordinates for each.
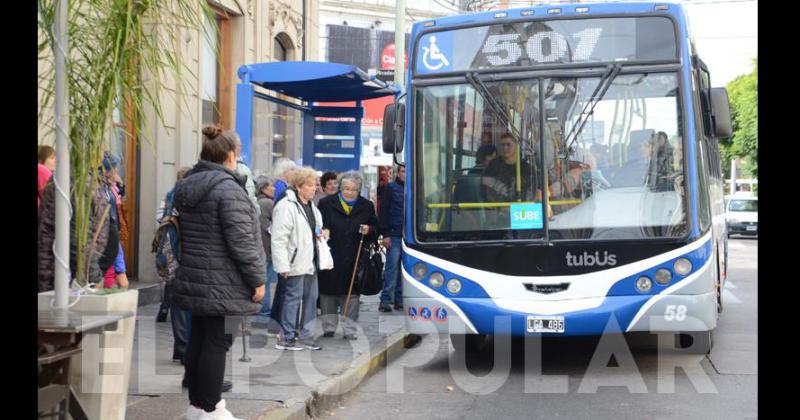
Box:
[382,2,732,354]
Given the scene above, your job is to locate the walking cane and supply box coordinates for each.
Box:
[240,316,251,362]
[342,233,365,322]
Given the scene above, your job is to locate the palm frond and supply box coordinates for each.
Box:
[38,0,212,284]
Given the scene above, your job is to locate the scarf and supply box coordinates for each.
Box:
[338,193,357,215]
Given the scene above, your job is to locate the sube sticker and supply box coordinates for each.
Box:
[510,203,543,230]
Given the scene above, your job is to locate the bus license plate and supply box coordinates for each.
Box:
[746,226,757,231]
[527,316,565,333]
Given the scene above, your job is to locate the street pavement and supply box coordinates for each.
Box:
[125,293,406,420]
[321,237,758,420]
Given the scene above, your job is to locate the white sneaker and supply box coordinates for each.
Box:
[185,404,204,420]
[196,399,243,420]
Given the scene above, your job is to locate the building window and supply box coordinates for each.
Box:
[274,36,288,62]
[201,12,219,125]
[250,33,303,178]
[201,7,232,127]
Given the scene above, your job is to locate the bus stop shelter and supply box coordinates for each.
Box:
[235,61,399,173]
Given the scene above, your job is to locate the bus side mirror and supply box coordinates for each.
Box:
[709,87,733,139]
[382,102,405,154]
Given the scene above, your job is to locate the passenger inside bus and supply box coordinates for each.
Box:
[481,133,536,203]
[652,131,676,191]
[467,144,497,175]
[607,130,656,187]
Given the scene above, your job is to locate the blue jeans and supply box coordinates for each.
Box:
[380,237,403,305]
[280,274,319,341]
[163,283,190,360]
[254,263,277,321]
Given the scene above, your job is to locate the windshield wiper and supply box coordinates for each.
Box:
[562,63,622,156]
[465,72,526,148]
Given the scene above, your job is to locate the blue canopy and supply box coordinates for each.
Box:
[237,61,399,102]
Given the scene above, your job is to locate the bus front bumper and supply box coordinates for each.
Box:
[402,292,718,337]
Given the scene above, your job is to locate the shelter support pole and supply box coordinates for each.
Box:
[54,0,70,308]
[235,83,255,167]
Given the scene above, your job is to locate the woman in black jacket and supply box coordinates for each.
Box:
[317,171,379,340]
[172,125,266,419]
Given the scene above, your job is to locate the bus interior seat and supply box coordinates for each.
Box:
[453,172,483,203]
[628,129,655,162]
[610,142,625,167]
[450,172,484,231]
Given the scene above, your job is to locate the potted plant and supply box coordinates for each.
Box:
[37,1,211,418]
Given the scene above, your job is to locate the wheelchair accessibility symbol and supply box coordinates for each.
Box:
[421,36,450,71]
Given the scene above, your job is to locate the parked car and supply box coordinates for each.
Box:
[725,195,757,237]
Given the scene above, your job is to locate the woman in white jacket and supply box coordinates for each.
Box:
[271,167,328,351]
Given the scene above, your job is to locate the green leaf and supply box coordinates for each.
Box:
[38,0,212,284]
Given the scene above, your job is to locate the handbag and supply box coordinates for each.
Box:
[355,240,384,296]
[318,238,334,271]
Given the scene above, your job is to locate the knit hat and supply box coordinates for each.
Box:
[101,152,120,172]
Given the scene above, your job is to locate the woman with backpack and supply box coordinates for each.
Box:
[317,171,379,340]
[98,153,129,290]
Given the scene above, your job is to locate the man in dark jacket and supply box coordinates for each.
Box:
[378,164,405,312]
[172,125,266,420]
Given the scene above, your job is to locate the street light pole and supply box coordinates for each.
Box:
[54,0,70,308]
[394,0,406,90]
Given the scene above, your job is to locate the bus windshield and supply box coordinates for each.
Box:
[414,72,688,242]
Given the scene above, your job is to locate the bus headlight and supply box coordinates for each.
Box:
[413,263,428,280]
[446,279,462,295]
[635,276,653,293]
[429,272,444,288]
[674,258,692,276]
[654,268,672,285]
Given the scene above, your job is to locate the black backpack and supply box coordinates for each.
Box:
[355,241,384,296]
[152,193,180,282]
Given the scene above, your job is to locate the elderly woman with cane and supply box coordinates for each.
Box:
[317,171,379,340]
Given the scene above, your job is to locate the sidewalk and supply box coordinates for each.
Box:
[126,294,408,420]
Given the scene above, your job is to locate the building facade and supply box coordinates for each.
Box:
[38,0,320,283]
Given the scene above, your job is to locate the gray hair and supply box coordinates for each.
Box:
[256,175,274,192]
[224,130,242,156]
[272,157,297,179]
[224,129,241,145]
[337,170,364,192]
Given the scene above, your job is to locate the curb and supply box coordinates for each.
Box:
[256,329,411,420]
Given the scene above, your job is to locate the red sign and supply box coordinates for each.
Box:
[380,43,408,70]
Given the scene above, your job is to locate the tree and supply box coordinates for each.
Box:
[722,58,758,178]
[38,0,212,284]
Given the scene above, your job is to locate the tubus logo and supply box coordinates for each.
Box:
[566,251,617,267]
